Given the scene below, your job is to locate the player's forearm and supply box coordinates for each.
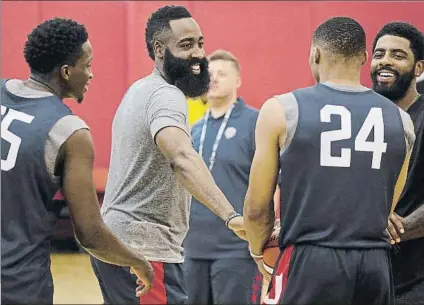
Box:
[170,150,235,221]
[76,224,150,269]
[401,204,424,241]
[243,199,275,255]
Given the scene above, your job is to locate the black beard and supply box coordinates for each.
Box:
[371,66,415,102]
[163,48,210,98]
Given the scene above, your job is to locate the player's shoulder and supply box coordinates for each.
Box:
[274,84,322,105]
[130,73,166,90]
[49,115,90,144]
[49,115,92,169]
[127,73,185,103]
[149,79,185,101]
[257,95,290,128]
[54,115,89,130]
[289,84,324,98]
[270,91,300,114]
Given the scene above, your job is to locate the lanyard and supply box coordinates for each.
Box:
[199,104,235,171]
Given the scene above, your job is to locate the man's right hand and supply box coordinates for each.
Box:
[228,216,247,240]
[387,212,404,244]
[131,261,154,297]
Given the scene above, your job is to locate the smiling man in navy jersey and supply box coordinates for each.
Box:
[1,17,153,304]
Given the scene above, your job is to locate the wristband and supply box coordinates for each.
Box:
[224,212,241,228]
[249,248,264,259]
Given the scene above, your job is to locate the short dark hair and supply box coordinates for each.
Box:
[145,5,192,60]
[208,49,241,72]
[24,17,88,77]
[313,17,366,58]
[372,22,424,62]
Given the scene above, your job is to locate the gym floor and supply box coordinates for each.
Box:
[51,253,103,304]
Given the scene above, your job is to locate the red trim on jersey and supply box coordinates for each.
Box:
[139,262,167,304]
[250,269,263,303]
[262,245,294,305]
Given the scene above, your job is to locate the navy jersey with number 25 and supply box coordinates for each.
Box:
[1,79,72,304]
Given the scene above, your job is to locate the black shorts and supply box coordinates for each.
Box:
[263,244,394,305]
[184,257,262,304]
[91,256,187,304]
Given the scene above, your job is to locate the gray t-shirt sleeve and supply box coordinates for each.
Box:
[146,85,190,141]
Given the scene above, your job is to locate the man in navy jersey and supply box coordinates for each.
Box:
[1,18,153,304]
[244,17,415,305]
[371,21,424,305]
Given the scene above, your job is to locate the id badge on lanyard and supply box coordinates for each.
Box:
[198,104,235,171]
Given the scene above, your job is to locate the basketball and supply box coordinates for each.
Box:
[263,222,281,274]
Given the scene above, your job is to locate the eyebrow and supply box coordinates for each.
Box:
[178,36,204,44]
[374,48,409,56]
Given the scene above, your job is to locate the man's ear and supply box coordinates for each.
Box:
[313,47,320,64]
[154,40,165,60]
[362,51,368,66]
[236,74,242,89]
[415,60,424,79]
[60,65,70,80]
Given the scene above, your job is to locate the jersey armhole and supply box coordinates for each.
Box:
[45,115,90,187]
[274,93,299,156]
[397,108,415,155]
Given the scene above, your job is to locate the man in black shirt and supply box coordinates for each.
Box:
[371,21,424,305]
[418,74,424,94]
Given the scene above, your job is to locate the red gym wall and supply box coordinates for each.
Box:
[2,1,424,170]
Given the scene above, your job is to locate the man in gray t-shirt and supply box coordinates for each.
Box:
[91,6,245,304]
